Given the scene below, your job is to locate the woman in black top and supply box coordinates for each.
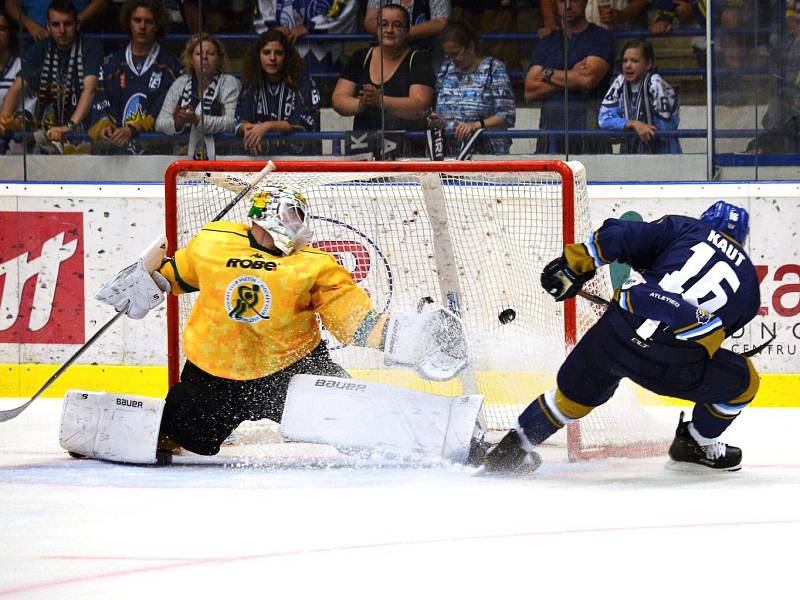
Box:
[332,3,434,155]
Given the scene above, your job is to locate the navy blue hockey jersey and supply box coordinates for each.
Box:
[90,44,181,136]
[568,215,760,356]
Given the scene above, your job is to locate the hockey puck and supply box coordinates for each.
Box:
[498,308,516,324]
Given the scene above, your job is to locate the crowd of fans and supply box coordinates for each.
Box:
[0,0,794,157]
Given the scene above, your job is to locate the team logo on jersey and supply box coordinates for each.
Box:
[122,93,150,127]
[696,307,712,324]
[225,275,272,323]
[148,71,162,89]
[621,277,641,290]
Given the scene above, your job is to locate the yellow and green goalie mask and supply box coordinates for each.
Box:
[248,187,313,255]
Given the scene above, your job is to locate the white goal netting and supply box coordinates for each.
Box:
[166,160,670,460]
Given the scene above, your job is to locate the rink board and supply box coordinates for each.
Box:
[1,180,798,406]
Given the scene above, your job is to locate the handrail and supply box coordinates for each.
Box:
[8,127,762,158]
[77,27,773,45]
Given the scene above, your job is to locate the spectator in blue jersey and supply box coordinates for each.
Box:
[428,21,515,156]
[5,0,106,40]
[598,39,681,154]
[88,0,180,154]
[482,201,760,474]
[0,0,103,154]
[0,12,22,153]
[252,0,294,35]
[525,0,614,154]
[234,30,321,156]
[274,0,359,98]
[156,33,241,159]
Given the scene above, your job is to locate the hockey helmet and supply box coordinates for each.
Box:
[248,186,313,255]
[700,201,749,244]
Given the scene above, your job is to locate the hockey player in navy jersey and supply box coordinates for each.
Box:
[484,201,760,473]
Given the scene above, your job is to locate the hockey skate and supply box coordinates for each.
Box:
[482,430,542,474]
[668,412,742,472]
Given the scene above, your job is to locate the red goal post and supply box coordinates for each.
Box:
[164,160,670,460]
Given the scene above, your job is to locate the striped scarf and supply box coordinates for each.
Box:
[38,39,84,128]
[178,72,221,159]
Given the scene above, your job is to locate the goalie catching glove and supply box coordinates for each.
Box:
[541,256,595,302]
[96,258,170,319]
[383,307,468,381]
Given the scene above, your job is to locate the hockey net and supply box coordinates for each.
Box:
[164,160,669,461]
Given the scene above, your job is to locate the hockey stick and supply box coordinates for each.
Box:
[0,311,126,422]
[0,161,278,423]
[211,160,276,221]
[577,290,775,358]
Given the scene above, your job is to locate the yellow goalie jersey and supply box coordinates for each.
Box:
[157,221,373,380]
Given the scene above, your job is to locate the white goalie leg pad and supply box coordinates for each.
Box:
[280,375,484,463]
[60,390,165,464]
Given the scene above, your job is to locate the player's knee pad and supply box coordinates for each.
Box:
[701,353,759,421]
[59,390,165,464]
[162,381,232,456]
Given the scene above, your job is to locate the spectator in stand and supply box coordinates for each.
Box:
[363,0,449,49]
[252,0,294,34]
[450,0,520,72]
[585,0,649,31]
[598,39,680,154]
[88,0,180,154]
[275,0,359,86]
[525,0,614,154]
[429,21,515,155]
[5,0,106,39]
[745,3,800,154]
[0,0,102,154]
[332,3,434,157]
[156,33,240,159]
[234,30,320,156]
[0,12,23,153]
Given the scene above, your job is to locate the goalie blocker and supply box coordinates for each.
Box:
[60,376,484,465]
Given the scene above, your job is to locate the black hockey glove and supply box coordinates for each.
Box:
[541,256,596,302]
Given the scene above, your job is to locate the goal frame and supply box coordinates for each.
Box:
[163,159,671,462]
[164,159,580,387]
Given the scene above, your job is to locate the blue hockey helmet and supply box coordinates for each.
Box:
[700,201,749,244]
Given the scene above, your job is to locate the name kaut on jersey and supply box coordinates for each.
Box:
[707,230,746,266]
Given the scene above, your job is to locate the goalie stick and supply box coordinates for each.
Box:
[576,290,775,358]
[0,160,277,424]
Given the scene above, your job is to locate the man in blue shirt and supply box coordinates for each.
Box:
[483,201,760,473]
[525,0,614,154]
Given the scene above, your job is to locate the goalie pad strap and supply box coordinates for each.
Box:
[60,390,165,464]
[280,375,484,463]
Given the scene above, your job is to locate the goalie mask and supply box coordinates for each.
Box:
[700,201,749,244]
[248,187,313,255]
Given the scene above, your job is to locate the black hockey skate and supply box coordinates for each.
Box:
[482,430,542,474]
[668,412,742,472]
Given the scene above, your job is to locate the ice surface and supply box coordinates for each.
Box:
[1,398,799,599]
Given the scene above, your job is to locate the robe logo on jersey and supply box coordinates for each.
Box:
[225,275,272,323]
[0,212,84,344]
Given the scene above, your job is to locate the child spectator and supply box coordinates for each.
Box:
[598,39,680,154]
